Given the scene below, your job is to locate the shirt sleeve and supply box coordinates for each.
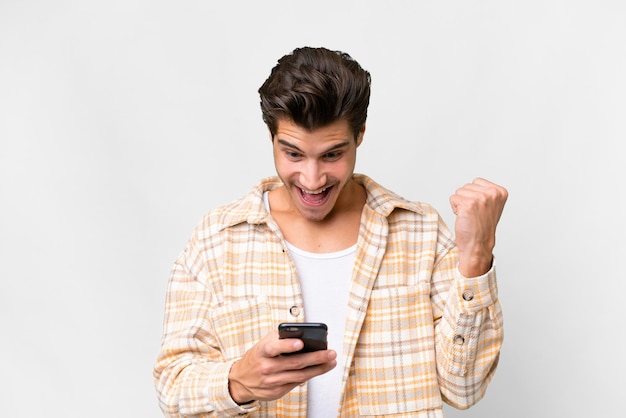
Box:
[431,248,504,410]
[153,247,261,417]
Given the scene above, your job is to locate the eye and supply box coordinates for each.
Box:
[324,151,343,161]
[285,150,302,160]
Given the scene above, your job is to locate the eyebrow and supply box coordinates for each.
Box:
[276,139,351,155]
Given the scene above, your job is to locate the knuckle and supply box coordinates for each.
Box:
[287,357,306,370]
[258,363,274,376]
[261,375,279,388]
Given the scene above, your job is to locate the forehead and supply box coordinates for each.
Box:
[274,119,353,145]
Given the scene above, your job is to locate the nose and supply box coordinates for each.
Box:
[299,160,327,191]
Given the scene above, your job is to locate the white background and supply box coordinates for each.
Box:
[1,1,624,417]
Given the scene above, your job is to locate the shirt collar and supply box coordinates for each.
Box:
[217,174,425,231]
[354,174,426,217]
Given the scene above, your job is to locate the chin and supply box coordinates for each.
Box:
[299,209,329,222]
[296,204,334,222]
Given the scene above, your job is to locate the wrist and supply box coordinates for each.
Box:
[458,252,493,278]
[228,361,254,405]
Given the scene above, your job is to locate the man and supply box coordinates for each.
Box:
[154,46,508,417]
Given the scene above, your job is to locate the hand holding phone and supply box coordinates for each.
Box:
[278,322,328,354]
[228,325,336,404]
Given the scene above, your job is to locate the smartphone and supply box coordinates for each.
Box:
[278,322,328,354]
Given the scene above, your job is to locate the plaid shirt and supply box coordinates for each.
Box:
[154,174,503,417]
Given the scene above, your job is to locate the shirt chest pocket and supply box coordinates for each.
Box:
[210,296,274,361]
[353,284,443,415]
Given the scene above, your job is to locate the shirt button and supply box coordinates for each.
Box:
[462,290,474,301]
[289,305,301,317]
[454,335,465,345]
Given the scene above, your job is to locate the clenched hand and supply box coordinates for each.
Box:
[449,178,508,277]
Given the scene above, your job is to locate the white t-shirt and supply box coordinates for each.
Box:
[264,192,354,416]
[285,242,355,417]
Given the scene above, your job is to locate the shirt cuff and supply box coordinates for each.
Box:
[454,258,498,312]
[208,359,260,416]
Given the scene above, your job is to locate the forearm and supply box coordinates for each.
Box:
[154,257,260,417]
[434,263,503,409]
[154,353,257,417]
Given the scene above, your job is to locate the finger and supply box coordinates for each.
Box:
[451,184,483,201]
[287,349,337,368]
[277,351,338,381]
[454,180,508,203]
[449,192,474,212]
[276,338,305,356]
[454,182,490,197]
[255,350,337,392]
[262,332,304,358]
[472,177,492,187]
[449,193,469,215]
[280,363,336,386]
[471,178,509,199]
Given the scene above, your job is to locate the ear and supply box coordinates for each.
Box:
[356,123,366,147]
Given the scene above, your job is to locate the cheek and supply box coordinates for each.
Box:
[333,159,356,178]
[274,158,297,179]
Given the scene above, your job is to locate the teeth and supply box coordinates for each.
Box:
[303,187,327,195]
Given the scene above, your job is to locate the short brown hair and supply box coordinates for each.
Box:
[258,47,371,140]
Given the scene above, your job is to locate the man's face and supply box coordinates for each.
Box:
[272,118,364,222]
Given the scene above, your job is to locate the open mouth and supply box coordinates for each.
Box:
[298,186,332,206]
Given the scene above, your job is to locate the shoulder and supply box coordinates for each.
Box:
[176,177,282,263]
[193,176,282,238]
[354,174,438,218]
[356,174,453,243]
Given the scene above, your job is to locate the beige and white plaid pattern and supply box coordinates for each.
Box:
[154,174,503,417]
